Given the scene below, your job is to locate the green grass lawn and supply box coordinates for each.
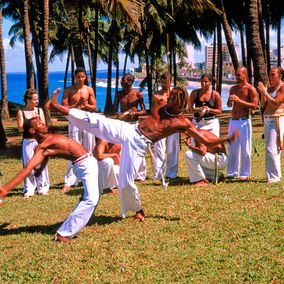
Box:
[0,118,283,283]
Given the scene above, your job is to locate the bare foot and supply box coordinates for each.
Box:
[54,233,71,243]
[192,179,209,187]
[60,185,71,193]
[134,210,145,222]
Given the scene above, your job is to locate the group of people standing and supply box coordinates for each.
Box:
[0,65,283,243]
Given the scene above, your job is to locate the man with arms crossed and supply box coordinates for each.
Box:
[61,67,97,193]
[226,66,258,180]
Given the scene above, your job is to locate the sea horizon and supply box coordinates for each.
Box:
[4,70,232,111]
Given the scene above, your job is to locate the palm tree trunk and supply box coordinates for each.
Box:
[172,35,177,87]
[239,24,246,66]
[216,22,223,95]
[246,0,269,85]
[64,47,71,89]
[277,18,281,66]
[212,27,216,79]
[42,0,49,106]
[0,10,10,120]
[23,0,35,89]
[265,20,271,73]
[115,48,119,111]
[245,26,253,83]
[87,36,94,88]
[0,116,6,148]
[258,0,267,67]
[71,45,75,85]
[123,52,128,75]
[64,0,85,69]
[220,0,239,71]
[91,2,99,96]
[145,46,152,109]
[104,42,113,114]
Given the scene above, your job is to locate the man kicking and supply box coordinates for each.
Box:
[49,87,238,222]
[0,117,99,243]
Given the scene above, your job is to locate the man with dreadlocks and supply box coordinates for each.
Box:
[49,86,238,222]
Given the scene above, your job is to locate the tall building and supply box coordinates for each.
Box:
[184,44,195,66]
[205,43,240,69]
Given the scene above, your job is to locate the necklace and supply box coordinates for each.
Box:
[163,107,183,117]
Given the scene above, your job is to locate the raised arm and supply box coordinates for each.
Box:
[49,88,70,116]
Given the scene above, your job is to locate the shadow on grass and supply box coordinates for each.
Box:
[0,146,22,159]
[225,178,267,183]
[0,215,121,237]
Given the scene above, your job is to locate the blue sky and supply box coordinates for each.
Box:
[2,18,283,73]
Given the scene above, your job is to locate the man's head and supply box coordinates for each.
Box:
[121,73,135,88]
[74,67,87,86]
[235,66,248,83]
[168,87,188,111]
[159,73,170,90]
[26,117,48,137]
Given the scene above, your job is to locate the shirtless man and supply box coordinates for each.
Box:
[61,67,97,193]
[258,66,284,183]
[114,73,147,181]
[0,117,99,243]
[152,74,179,180]
[184,129,227,186]
[93,139,121,195]
[49,86,238,222]
[114,73,146,121]
[226,66,258,180]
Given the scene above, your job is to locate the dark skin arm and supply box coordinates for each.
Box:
[0,149,47,197]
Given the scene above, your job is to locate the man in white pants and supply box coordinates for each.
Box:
[226,66,258,180]
[184,130,228,186]
[61,67,97,193]
[152,74,179,180]
[0,117,100,243]
[93,139,121,195]
[50,87,238,222]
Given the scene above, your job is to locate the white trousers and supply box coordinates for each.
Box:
[64,122,96,186]
[227,118,252,178]
[166,133,179,178]
[185,150,227,182]
[22,139,49,196]
[192,117,220,137]
[57,155,99,238]
[98,158,119,192]
[153,138,166,179]
[136,156,147,181]
[67,109,149,217]
[264,116,284,182]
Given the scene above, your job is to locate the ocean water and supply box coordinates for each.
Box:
[5,70,230,111]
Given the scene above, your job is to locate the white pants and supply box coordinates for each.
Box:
[192,117,220,137]
[136,156,147,181]
[22,139,49,196]
[264,116,284,182]
[98,158,119,192]
[153,138,166,180]
[166,133,179,178]
[67,109,149,217]
[227,118,252,178]
[57,155,99,238]
[185,150,227,182]
[64,123,96,186]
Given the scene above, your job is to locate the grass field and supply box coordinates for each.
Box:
[0,116,283,283]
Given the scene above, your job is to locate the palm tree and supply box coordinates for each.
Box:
[0,9,9,120]
[246,0,268,85]
[23,0,35,89]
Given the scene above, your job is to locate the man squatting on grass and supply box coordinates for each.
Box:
[0,117,99,243]
[50,86,238,222]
